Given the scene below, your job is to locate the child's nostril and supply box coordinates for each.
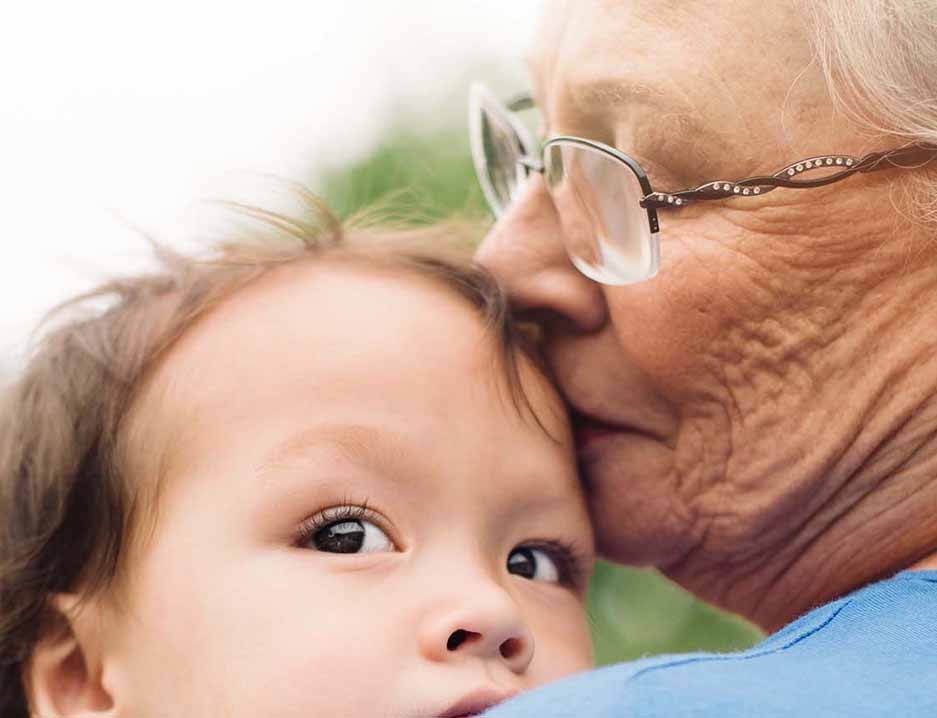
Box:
[447,629,467,651]
[500,637,522,659]
[447,629,484,651]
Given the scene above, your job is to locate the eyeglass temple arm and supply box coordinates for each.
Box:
[640,143,937,210]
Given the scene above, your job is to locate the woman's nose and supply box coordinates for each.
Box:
[418,580,535,674]
[475,173,607,333]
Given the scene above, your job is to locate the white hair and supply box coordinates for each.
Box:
[808,0,937,226]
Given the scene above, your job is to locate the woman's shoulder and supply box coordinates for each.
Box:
[485,571,937,718]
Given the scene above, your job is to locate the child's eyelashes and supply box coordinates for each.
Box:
[508,546,559,582]
[295,502,588,591]
[508,540,588,590]
[295,503,396,554]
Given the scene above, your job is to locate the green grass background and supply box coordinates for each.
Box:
[317,125,763,665]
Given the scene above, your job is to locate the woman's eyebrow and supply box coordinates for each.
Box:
[572,78,712,139]
[571,77,662,111]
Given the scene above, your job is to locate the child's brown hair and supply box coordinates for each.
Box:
[0,193,543,718]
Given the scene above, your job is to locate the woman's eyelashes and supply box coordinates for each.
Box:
[295,503,587,589]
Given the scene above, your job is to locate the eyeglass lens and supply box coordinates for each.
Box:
[475,98,529,215]
[470,86,659,285]
[544,142,658,285]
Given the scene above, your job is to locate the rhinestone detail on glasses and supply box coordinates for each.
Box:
[639,143,937,211]
[784,156,854,177]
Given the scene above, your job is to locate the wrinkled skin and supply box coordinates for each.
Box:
[477,0,937,630]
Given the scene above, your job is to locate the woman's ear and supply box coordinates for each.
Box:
[23,593,118,718]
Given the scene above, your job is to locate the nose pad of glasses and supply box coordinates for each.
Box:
[518,157,544,174]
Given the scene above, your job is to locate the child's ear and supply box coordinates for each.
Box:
[24,593,118,718]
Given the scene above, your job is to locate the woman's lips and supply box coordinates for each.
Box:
[571,409,660,462]
[572,413,622,457]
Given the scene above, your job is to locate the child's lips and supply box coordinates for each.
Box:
[434,688,517,718]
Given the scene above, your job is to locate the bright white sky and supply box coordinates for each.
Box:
[0,1,540,372]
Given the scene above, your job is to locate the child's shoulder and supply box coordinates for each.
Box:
[484,571,937,717]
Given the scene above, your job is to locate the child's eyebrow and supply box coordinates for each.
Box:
[252,422,586,536]
[254,423,418,485]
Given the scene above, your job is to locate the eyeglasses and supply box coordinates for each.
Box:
[468,82,937,286]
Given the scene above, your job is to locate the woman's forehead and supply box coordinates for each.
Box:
[531,0,805,62]
[528,1,830,176]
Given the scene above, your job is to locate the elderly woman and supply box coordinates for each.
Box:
[472,1,937,715]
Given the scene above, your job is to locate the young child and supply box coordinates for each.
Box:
[0,198,595,718]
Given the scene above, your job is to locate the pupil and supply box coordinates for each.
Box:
[508,548,535,579]
[314,520,365,553]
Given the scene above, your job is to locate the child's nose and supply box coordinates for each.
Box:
[418,583,535,674]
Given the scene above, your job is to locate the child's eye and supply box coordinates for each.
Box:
[506,539,586,589]
[507,546,561,583]
[297,505,395,554]
[312,518,393,553]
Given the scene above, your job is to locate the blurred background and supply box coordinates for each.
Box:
[0,0,761,662]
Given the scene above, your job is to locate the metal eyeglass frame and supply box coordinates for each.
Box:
[488,90,937,241]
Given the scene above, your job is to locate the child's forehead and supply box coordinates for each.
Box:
[126,258,569,488]
[168,259,495,378]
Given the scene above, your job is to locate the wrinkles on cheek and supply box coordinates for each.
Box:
[658,214,812,334]
[611,223,824,559]
[666,301,833,573]
[658,231,814,426]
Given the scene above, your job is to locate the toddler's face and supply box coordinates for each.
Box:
[100,261,595,718]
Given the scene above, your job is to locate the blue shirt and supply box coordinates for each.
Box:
[484,570,937,717]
